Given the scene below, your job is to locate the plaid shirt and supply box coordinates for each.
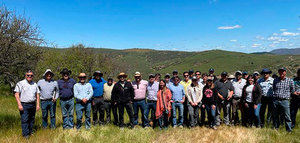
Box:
[273,77,295,99]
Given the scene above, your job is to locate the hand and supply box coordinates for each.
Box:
[219,96,224,100]
[82,98,87,104]
[212,105,216,110]
[227,95,232,100]
[52,98,56,102]
[170,100,174,103]
[202,105,205,108]
[36,105,40,111]
[129,101,133,104]
[245,103,248,108]
[92,101,95,106]
[254,104,258,109]
[114,102,117,105]
[18,104,23,111]
[180,100,184,104]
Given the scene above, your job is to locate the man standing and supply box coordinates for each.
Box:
[186,76,203,127]
[180,71,192,126]
[231,71,246,125]
[195,71,203,84]
[165,74,172,88]
[170,70,179,83]
[169,76,185,128]
[57,68,76,129]
[132,72,148,127]
[89,71,107,125]
[74,73,93,130]
[103,77,117,125]
[37,69,59,129]
[258,68,274,128]
[14,70,40,138]
[188,70,194,79]
[291,68,300,129]
[111,72,135,128]
[272,67,295,132]
[215,72,234,126]
[145,74,159,127]
[209,68,218,82]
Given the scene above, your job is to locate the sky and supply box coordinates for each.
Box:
[2,0,300,53]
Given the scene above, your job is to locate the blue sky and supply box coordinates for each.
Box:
[2,0,300,52]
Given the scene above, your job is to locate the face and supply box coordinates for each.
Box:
[174,78,180,85]
[221,74,227,80]
[119,76,125,82]
[248,77,254,84]
[278,70,286,78]
[45,73,52,81]
[108,80,113,85]
[183,73,189,80]
[149,77,155,83]
[263,73,270,79]
[135,76,141,82]
[202,75,208,81]
[155,75,161,80]
[165,77,170,82]
[25,72,34,82]
[63,74,69,80]
[195,72,201,79]
[159,81,166,89]
[207,79,213,86]
[173,73,178,77]
[192,79,197,84]
[236,74,242,79]
[95,75,101,80]
[79,76,86,83]
[243,74,248,79]
[209,71,214,74]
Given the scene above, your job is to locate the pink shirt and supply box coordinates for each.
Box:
[132,80,148,100]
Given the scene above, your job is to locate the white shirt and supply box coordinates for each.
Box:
[14,79,40,103]
[246,85,254,103]
[232,78,246,98]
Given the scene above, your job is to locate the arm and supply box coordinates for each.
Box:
[227,83,234,100]
[54,82,60,100]
[290,80,296,95]
[36,93,40,111]
[15,92,23,111]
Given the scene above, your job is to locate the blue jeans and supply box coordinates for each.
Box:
[273,99,292,132]
[76,101,92,129]
[60,98,74,129]
[20,102,36,137]
[172,102,184,126]
[145,101,156,126]
[133,99,148,126]
[205,104,216,127]
[41,100,56,128]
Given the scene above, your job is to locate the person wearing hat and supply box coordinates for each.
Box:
[37,69,59,129]
[170,70,179,83]
[111,72,134,128]
[257,68,274,128]
[186,76,203,127]
[103,77,117,125]
[291,68,300,129]
[57,68,76,129]
[89,71,107,126]
[209,68,218,82]
[272,67,296,132]
[145,74,159,127]
[253,71,260,83]
[231,71,246,125]
[164,74,171,88]
[214,71,234,126]
[180,71,192,126]
[188,70,194,79]
[74,73,93,130]
[202,76,218,129]
[228,75,235,81]
[14,70,40,138]
[242,71,248,80]
[131,72,148,127]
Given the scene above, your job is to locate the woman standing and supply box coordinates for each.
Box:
[241,75,262,127]
[202,76,217,129]
[156,80,172,129]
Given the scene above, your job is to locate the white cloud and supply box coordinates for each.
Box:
[280,29,287,31]
[218,25,242,30]
[267,36,289,42]
[230,39,237,42]
[272,33,278,36]
[273,41,280,44]
[256,35,265,40]
[252,43,261,48]
[240,45,246,48]
[281,32,299,36]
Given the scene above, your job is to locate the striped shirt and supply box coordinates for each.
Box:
[273,77,295,99]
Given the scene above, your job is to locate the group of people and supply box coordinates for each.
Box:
[14,67,300,138]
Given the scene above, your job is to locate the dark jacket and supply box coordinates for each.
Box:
[57,78,76,100]
[202,86,217,105]
[111,81,134,103]
[241,83,262,105]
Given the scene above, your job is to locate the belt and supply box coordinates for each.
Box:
[60,96,73,101]
[93,96,103,99]
[147,100,157,103]
[21,102,36,104]
[273,97,289,101]
[41,98,52,101]
[134,98,145,102]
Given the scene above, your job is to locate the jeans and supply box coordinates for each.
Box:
[41,100,56,128]
[145,101,157,127]
[260,96,273,127]
[290,98,300,129]
[243,103,261,127]
[76,101,92,129]
[20,102,36,137]
[60,98,74,129]
[118,102,134,127]
[92,96,105,125]
[231,98,242,124]
[200,106,206,125]
[133,99,148,127]
[216,100,231,125]
[204,104,216,127]
[183,100,189,126]
[187,103,201,127]
[158,112,169,129]
[172,102,184,126]
[273,99,292,132]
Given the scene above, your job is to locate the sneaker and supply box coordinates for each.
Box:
[179,125,183,128]
[173,125,177,128]
[212,126,217,130]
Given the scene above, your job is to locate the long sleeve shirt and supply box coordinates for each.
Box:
[89,78,107,97]
[169,83,185,102]
[186,84,203,104]
[273,77,295,99]
[74,82,93,101]
[147,81,159,101]
[57,78,76,100]
[37,79,59,100]
[258,77,274,97]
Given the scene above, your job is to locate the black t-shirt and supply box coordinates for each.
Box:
[214,79,234,98]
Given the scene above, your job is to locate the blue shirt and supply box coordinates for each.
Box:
[147,81,159,101]
[57,78,76,100]
[169,83,185,102]
[89,78,107,97]
[74,82,93,100]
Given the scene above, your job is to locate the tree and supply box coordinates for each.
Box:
[0,6,43,91]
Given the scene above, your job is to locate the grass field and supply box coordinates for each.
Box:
[0,85,299,143]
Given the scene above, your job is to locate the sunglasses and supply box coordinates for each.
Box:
[196,74,201,75]
[26,75,34,77]
[207,79,213,82]
[78,76,86,79]
[184,75,189,77]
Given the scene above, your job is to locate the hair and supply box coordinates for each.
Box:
[204,81,215,89]
[183,71,189,75]
[195,71,201,74]
[174,76,180,81]
[202,73,208,77]
[245,75,255,86]
[159,80,166,90]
